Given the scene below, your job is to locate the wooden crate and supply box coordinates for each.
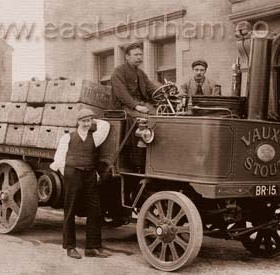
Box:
[42,103,103,127]
[24,106,44,124]
[44,79,114,109]
[60,103,103,127]
[81,83,114,109]
[27,80,47,103]
[8,103,27,124]
[21,125,40,147]
[41,104,62,126]
[11,81,30,102]
[0,103,10,123]
[37,126,59,149]
[60,80,93,103]
[0,123,7,144]
[5,124,24,146]
[56,127,75,147]
[44,80,64,102]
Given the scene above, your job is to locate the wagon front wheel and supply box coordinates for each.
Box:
[240,219,280,258]
[0,160,38,233]
[137,191,203,271]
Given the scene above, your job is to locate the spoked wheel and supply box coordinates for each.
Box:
[156,104,174,116]
[137,191,203,271]
[241,220,280,258]
[38,174,53,204]
[38,171,62,208]
[0,160,38,233]
[151,83,178,104]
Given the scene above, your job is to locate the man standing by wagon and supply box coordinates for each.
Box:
[50,109,110,259]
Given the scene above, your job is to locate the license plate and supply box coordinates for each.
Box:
[255,185,278,196]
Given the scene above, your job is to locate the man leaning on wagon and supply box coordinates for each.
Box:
[50,109,111,259]
[180,59,221,96]
[111,42,160,117]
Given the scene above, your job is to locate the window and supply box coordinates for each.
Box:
[96,49,114,86]
[154,37,176,84]
[275,51,280,114]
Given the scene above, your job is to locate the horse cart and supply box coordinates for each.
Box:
[1,33,280,272]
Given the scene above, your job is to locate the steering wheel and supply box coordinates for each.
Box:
[151,83,179,104]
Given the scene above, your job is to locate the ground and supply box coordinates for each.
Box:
[0,207,280,275]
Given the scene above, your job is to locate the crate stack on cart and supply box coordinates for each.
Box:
[0,79,113,150]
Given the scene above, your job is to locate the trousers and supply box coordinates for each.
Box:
[123,102,156,118]
[62,166,102,249]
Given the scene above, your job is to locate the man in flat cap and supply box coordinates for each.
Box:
[50,109,111,259]
[180,59,221,96]
[111,43,159,117]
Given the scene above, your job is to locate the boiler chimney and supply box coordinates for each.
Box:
[247,32,274,120]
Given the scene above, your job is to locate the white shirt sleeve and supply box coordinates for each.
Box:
[49,133,70,175]
[92,119,110,147]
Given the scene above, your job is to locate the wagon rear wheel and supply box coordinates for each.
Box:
[137,191,203,271]
[0,160,38,233]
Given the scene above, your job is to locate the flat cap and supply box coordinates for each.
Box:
[191,59,208,69]
[124,42,143,55]
[77,109,96,120]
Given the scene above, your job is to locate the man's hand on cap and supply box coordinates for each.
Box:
[77,109,96,120]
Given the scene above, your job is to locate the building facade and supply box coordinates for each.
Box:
[0,40,12,101]
[1,1,279,102]
[0,0,45,82]
[44,0,237,95]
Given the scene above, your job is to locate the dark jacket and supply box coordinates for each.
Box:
[111,62,158,109]
[180,77,220,96]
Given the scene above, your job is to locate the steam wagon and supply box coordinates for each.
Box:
[99,33,280,271]
[0,32,280,272]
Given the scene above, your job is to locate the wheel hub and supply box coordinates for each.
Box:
[0,191,9,202]
[156,223,176,243]
[38,174,53,203]
[0,160,38,234]
[39,183,50,199]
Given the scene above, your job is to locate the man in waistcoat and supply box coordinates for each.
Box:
[50,109,110,259]
[111,42,159,118]
[180,59,221,96]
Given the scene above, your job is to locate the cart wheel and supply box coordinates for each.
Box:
[241,221,280,258]
[38,171,62,208]
[137,191,203,271]
[38,174,53,203]
[0,160,38,233]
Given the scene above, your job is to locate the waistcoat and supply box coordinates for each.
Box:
[65,131,97,169]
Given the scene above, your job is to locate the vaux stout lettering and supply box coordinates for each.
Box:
[241,127,280,178]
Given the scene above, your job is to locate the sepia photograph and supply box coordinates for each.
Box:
[0,0,280,274]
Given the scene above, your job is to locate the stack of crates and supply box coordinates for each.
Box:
[0,102,9,144]
[0,79,114,149]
